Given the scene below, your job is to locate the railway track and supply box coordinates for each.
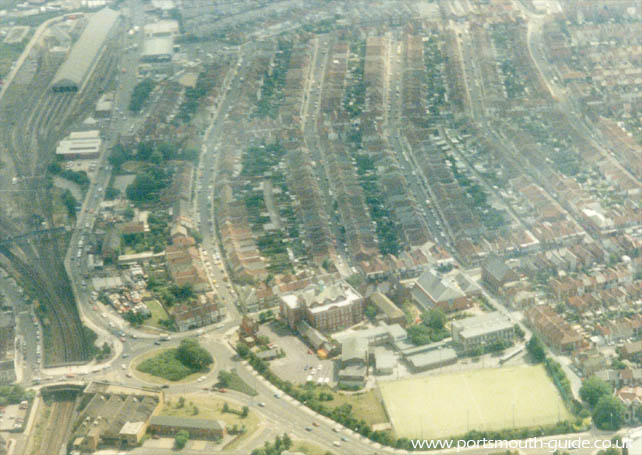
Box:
[0,24,121,366]
[31,392,77,455]
[0,235,90,363]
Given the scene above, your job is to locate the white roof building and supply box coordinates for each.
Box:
[51,8,120,92]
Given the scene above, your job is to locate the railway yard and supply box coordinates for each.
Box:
[0,0,640,454]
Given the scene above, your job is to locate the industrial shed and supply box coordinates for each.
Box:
[141,37,173,62]
[51,8,120,92]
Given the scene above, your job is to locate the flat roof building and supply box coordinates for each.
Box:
[374,347,395,375]
[141,37,173,62]
[56,130,102,160]
[144,20,179,37]
[51,8,120,92]
[451,311,514,352]
[405,346,458,372]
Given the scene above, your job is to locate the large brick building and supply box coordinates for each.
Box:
[280,282,364,333]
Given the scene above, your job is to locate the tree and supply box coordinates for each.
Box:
[526,336,546,362]
[237,343,250,359]
[514,324,525,339]
[174,430,189,449]
[241,405,249,418]
[407,324,432,346]
[217,371,231,387]
[422,308,446,330]
[592,395,625,430]
[176,339,213,370]
[177,396,185,408]
[364,303,378,320]
[223,402,229,413]
[580,376,612,408]
[282,433,292,449]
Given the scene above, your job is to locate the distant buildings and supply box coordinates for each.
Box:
[280,282,364,333]
[451,312,514,352]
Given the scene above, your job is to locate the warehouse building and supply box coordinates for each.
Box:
[144,20,179,38]
[71,382,163,452]
[51,8,120,92]
[55,130,102,160]
[141,37,173,62]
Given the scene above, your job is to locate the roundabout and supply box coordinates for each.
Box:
[130,339,215,385]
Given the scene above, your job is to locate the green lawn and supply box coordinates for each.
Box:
[320,387,388,426]
[144,299,169,329]
[133,348,211,383]
[379,364,572,439]
[220,371,258,396]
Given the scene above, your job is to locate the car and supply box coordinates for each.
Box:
[161,384,169,389]
[274,392,281,398]
[305,427,312,432]
[258,402,265,407]
[333,426,340,432]
[333,441,341,447]
[126,373,132,378]
[312,422,320,427]
[341,436,348,442]
[154,340,161,345]
[121,364,126,370]
[122,353,129,358]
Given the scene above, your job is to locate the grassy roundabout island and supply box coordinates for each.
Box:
[136,339,214,382]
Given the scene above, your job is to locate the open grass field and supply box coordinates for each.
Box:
[379,365,572,439]
[324,388,388,426]
[144,298,169,329]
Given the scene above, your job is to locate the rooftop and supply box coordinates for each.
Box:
[451,311,513,339]
[150,416,225,431]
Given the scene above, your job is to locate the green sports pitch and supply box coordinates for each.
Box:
[379,364,572,439]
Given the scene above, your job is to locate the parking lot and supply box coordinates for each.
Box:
[258,321,335,385]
